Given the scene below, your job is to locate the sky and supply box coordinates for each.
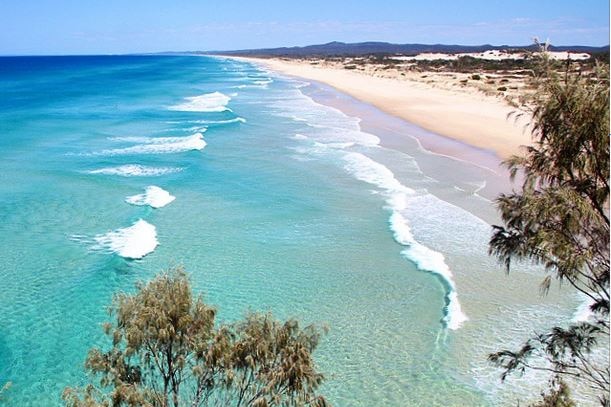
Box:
[0,0,609,55]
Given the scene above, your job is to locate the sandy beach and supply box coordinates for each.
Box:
[242,57,532,159]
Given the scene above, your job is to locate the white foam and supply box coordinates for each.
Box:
[232,76,273,89]
[268,90,380,147]
[93,219,158,259]
[126,186,175,209]
[343,152,414,194]
[99,133,206,155]
[269,74,467,328]
[165,117,246,125]
[110,129,207,143]
[88,165,183,177]
[572,295,596,322]
[168,91,231,112]
[315,141,356,149]
[253,78,273,85]
[189,117,246,125]
[343,152,468,330]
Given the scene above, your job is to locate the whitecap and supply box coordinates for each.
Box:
[168,91,231,112]
[110,129,207,143]
[98,133,206,155]
[93,219,158,259]
[88,165,183,177]
[188,117,246,125]
[572,295,596,322]
[343,152,413,194]
[253,78,273,85]
[126,186,175,209]
[267,91,379,147]
[343,152,468,330]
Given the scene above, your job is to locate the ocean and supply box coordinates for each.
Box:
[0,55,580,406]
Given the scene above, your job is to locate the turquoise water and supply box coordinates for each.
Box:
[0,55,579,406]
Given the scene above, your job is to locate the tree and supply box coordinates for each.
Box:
[530,380,576,407]
[487,57,610,406]
[63,268,328,407]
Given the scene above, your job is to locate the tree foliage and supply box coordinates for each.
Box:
[488,57,610,406]
[530,380,576,407]
[63,269,328,407]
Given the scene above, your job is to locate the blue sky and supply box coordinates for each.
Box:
[1,0,608,54]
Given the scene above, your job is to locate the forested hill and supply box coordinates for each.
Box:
[205,41,609,57]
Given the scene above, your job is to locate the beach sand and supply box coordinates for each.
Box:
[241,57,532,159]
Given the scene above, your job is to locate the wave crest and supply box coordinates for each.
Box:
[93,219,158,259]
[88,165,183,177]
[99,133,206,155]
[343,152,468,330]
[168,91,231,112]
[126,186,175,209]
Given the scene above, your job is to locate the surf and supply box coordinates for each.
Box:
[168,91,231,112]
[97,133,206,155]
[126,186,175,209]
[87,164,183,177]
[343,152,468,329]
[92,219,158,259]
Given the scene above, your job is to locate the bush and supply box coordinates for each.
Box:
[63,269,328,407]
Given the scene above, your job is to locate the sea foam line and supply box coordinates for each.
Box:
[168,91,231,112]
[96,133,206,155]
[343,152,468,330]
[93,219,158,259]
[88,164,183,177]
[164,117,246,126]
[126,186,175,209]
[271,76,466,328]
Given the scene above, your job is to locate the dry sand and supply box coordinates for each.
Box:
[241,57,532,159]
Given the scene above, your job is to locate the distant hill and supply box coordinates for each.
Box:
[206,41,609,57]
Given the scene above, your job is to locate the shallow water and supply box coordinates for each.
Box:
[0,55,581,406]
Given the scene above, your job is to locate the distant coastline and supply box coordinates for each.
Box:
[205,40,609,57]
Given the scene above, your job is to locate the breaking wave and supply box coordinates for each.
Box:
[168,91,231,112]
[88,164,183,177]
[93,219,158,259]
[343,152,468,330]
[126,186,175,209]
[98,133,206,155]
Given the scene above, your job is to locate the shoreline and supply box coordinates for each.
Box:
[226,55,517,222]
[236,56,532,160]
[299,79,511,225]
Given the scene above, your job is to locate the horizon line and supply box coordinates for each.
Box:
[1,41,609,57]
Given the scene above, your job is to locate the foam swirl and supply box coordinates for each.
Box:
[93,219,158,259]
[126,186,175,209]
[88,165,183,177]
[99,133,206,155]
[168,91,231,112]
